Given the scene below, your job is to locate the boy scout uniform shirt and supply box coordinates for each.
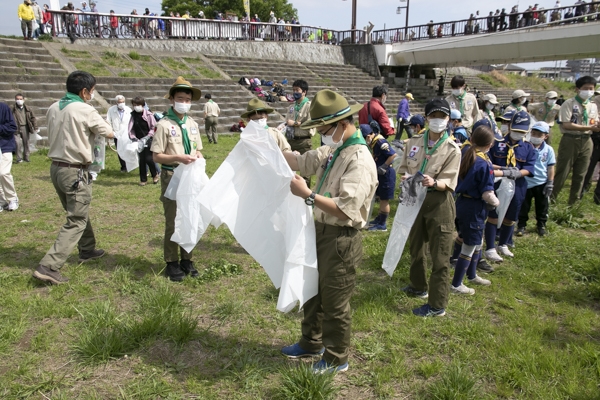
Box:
[150,115,203,161]
[268,127,291,151]
[46,101,112,164]
[445,92,479,129]
[285,100,315,138]
[398,133,461,191]
[529,102,560,126]
[204,101,220,117]
[559,98,599,135]
[296,143,377,229]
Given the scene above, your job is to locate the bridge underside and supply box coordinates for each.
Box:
[374,22,600,67]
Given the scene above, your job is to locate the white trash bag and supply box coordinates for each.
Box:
[115,130,138,172]
[382,172,427,277]
[495,177,515,228]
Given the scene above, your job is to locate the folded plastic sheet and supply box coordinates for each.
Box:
[382,172,427,277]
[198,121,318,312]
[114,130,138,172]
[495,177,515,228]
[164,158,214,253]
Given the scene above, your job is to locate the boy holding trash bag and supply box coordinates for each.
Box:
[484,110,537,263]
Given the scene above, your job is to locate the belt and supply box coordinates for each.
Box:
[161,164,176,171]
[52,161,89,170]
[315,221,358,235]
[562,133,591,139]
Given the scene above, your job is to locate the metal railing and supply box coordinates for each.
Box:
[372,4,600,44]
[46,10,366,45]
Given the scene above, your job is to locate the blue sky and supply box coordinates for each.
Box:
[2,0,567,69]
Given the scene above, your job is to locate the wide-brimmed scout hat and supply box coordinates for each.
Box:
[300,89,362,129]
[164,76,201,101]
[240,98,274,119]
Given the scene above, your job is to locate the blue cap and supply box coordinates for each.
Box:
[510,110,531,133]
[473,118,492,131]
[497,110,515,122]
[450,109,462,120]
[409,114,425,127]
[531,121,550,134]
[359,124,373,138]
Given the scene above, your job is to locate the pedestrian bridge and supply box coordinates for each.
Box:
[373,18,600,67]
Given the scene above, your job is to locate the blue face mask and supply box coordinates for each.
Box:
[293,92,303,100]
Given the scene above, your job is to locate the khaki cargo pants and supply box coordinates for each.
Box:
[160,169,193,263]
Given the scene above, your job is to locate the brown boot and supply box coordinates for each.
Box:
[79,248,105,262]
[33,265,69,284]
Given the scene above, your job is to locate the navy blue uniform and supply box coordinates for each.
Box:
[370,134,396,200]
[451,126,469,144]
[456,155,495,245]
[488,135,536,221]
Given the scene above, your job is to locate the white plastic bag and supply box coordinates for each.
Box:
[382,172,427,277]
[89,136,105,174]
[495,177,515,228]
[29,131,43,153]
[115,130,138,172]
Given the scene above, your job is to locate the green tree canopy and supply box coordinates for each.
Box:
[161,0,298,22]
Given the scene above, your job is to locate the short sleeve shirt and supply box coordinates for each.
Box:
[268,127,291,152]
[370,135,396,167]
[285,100,314,138]
[525,142,556,188]
[559,97,599,135]
[296,140,377,228]
[455,156,495,199]
[150,115,202,163]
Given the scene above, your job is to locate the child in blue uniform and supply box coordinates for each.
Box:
[451,125,499,294]
[516,121,556,237]
[484,111,537,263]
[449,109,469,144]
[362,128,397,231]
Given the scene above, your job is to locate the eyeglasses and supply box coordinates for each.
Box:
[317,125,335,136]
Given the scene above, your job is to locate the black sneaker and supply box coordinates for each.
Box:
[402,285,429,299]
[33,265,69,284]
[180,259,199,277]
[79,249,105,262]
[515,227,525,237]
[165,261,185,282]
[537,226,547,236]
[477,258,495,273]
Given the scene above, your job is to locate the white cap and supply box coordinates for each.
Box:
[545,91,558,99]
[483,93,499,104]
[512,89,531,99]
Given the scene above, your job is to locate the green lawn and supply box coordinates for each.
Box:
[0,131,599,399]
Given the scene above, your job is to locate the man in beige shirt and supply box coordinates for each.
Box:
[203,93,220,144]
[240,98,290,151]
[152,77,204,281]
[280,90,377,374]
[33,71,115,285]
[529,91,560,143]
[445,75,480,132]
[285,79,314,185]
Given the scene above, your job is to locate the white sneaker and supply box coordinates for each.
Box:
[451,284,475,295]
[485,248,503,263]
[468,275,491,286]
[497,245,514,258]
[7,200,19,211]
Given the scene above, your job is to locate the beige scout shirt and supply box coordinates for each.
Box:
[46,101,112,165]
[268,127,291,151]
[398,133,461,191]
[559,97,599,135]
[296,142,377,229]
[529,102,560,126]
[150,115,203,163]
[504,104,528,113]
[593,95,600,115]
[445,92,480,129]
[203,100,220,117]
[285,99,315,138]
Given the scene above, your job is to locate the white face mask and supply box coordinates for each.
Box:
[486,103,495,110]
[254,118,267,128]
[452,89,463,96]
[578,90,595,100]
[16,100,24,106]
[501,125,509,134]
[117,102,125,110]
[510,132,526,141]
[173,102,191,114]
[134,105,144,113]
[529,137,544,145]
[322,125,343,149]
[428,118,448,133]
[546,99,556,106]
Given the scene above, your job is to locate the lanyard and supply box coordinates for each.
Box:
[420,129,449,173]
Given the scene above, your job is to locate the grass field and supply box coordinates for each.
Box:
[0,130,599,399]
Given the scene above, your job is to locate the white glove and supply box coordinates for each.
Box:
[19,18,22,21]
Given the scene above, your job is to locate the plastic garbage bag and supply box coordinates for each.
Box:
[495,177,515,228]
[115,130,138,172]
[391,140,405,171]
[382,172,427,277]
[29,131,43,153]
[165,158,214,253]
[89,136,106,175]
[198,120,318,312]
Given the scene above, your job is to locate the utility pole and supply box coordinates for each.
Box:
[351,0,357,43]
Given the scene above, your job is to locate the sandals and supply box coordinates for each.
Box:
[139,182,147,186]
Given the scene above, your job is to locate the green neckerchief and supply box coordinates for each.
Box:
[486,109,495,121]
[420,129,449,173]
[456,92,466,115]
[165,107,191,155]
[59,92,84,110]
[316,130,367,197]
[294,97,309,120]
[575,95,589,126]
[542,102,554,121]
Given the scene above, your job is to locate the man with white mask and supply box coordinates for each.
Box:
[445,75,480,133]
[528,91,561,143]
[241,98,290,152]
[106,95,131,172]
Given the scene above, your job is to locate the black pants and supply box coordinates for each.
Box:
[139,147,157,182]
[114,138,127,171]
[582,135,600,196]
[518,184,549,229]
[394,119,411,140]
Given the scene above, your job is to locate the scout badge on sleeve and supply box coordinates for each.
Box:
[382,171,427,276]
[495,177,515,228]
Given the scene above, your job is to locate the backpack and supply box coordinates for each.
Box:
[238,76,248,85]
[265,81,274,86]
[253,78,261,86]
[279,96,287,102]
[261,79,267,85]
[367,102,381,134]
[285,94,295,102]
[281,78,288,85]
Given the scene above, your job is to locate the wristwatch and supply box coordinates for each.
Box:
[305,192,316,206]
[433,179,438,189]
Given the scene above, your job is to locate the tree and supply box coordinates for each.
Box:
[161,0,298,21]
